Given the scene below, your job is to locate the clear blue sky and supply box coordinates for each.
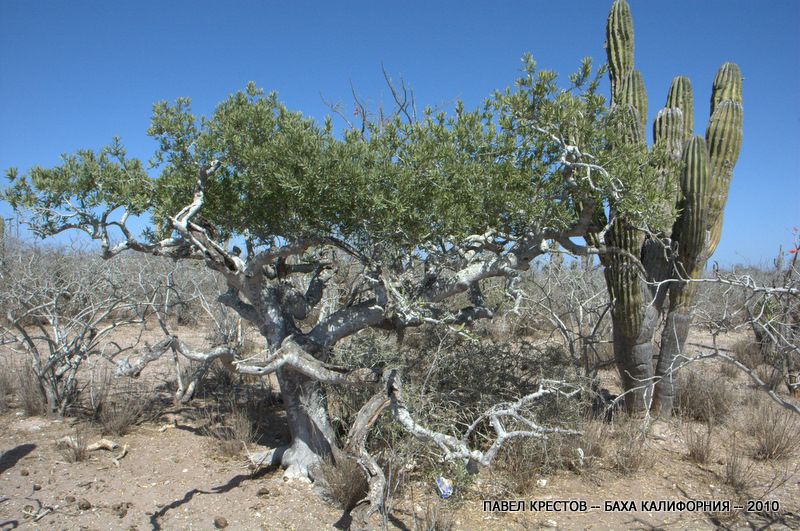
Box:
[1,0,798,266]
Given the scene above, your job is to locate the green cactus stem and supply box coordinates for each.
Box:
[620,69,648,133]
[606,0,634,102]
[711,62,743,115]
[672,135,711,273]
[666,76,695,141]
[706,100,743,253]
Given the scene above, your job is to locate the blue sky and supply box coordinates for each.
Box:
[1,1,798,266]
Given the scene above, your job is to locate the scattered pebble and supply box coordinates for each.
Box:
[214,516,229,528]
[32,483,42,491]
[20,469,29,477]
[256,487,271,497]
[543,519,558,528]
[536,479,548,488]
[112,501,133,518]
[65,495,76,503]
[78,498,92,511]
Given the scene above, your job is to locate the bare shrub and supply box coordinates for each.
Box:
[675,370,733,423]
[56,428,88,463]
[413,497,454,531]
[318,456,369,512]
[733,339,765,369]
[100,392,148,437]
[201,401,256,458]
[610,418,649,474]
[724,435,755,493]
[577,419,611,469]
[0,360,13,413]
[718,358,740,379]
[491,391,591,490]
[753,364,783,392]
[495,438,553,494]
[685,420,714,464]
[747,401,800,461]
[17,362,46,416]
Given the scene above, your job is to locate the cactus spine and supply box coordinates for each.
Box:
[601,0,744,415]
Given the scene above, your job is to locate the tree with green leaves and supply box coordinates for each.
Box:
[2,1,736,520]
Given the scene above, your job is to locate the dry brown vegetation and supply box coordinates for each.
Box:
[0,238,797,530]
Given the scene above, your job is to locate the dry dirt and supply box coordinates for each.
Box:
[1,328,799,530]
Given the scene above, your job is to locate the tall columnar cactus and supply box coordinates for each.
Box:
[705,100,744,254]
[600,0,744,415]
[666,76,694,140]
[711,63,743,115]
[0,217,5,273]
[606,0,634,99]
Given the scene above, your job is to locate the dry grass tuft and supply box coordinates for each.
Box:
[318,456,369,512]
[17,362,47,416]
[676,370,733,423]
[754,364,784,391]
[746,400,800,461]
[417,498,455,531]
[0,360,13,413]
[56,427,88,463]
[99,394,147,437]
[733,339,765,369]
[201,401,256,458]
[718,358,740,379]
[610,417,650,475]
[685,420,714,464]
[723,435,755,493]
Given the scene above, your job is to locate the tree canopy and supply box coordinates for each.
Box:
[4,56,666,260]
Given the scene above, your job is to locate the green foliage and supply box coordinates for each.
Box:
[3,57,671,257]
[4,139,151,236]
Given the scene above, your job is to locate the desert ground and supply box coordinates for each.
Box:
[1,323,798,531]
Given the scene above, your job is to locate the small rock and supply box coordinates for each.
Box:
[32,483,42,491]
[536,479,548,488]
[214,516,229,528]
[65,495,76,503]
[20,469,29,476]
[543,519,558,528]
[112,502,132,518]
[78,498,92,511]
[256,487,270,497]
